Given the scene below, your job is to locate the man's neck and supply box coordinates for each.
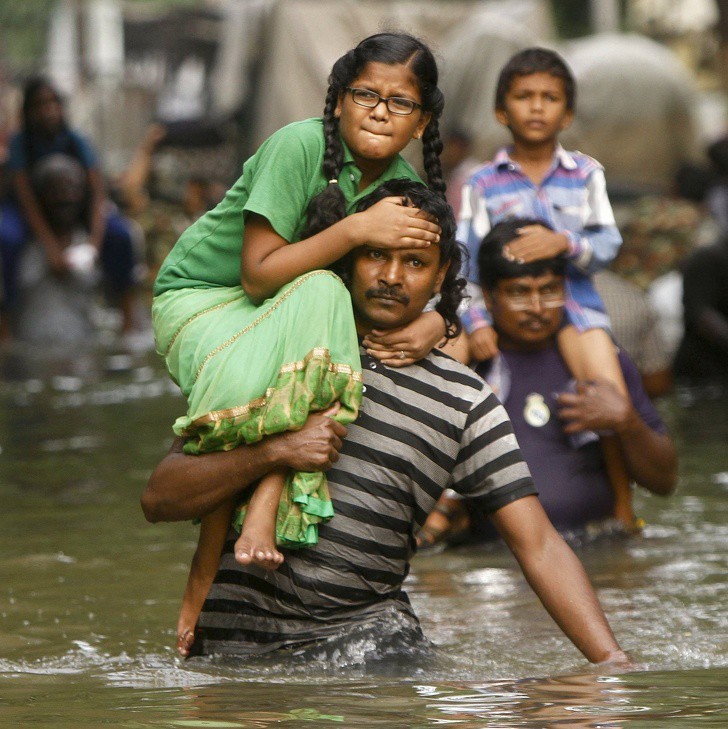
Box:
[498,336,556,354]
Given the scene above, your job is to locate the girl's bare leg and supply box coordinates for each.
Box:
[558,325,636,528]
[177,499,234,657]
[234,467,286,570]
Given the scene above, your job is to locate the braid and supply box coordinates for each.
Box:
[422,116,446,199]
[321,86,344,183]
[303,85,348,238]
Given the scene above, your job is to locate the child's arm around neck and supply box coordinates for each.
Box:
[241,199,440,304]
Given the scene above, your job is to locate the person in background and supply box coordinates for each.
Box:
[673,228,728,390]
[457,47,636,528]
[441,127,480,218]
[13,154,101,343]
[593,270,672,398]
[0,76,138,339]
[116,123,226,282]
[418,218,677,548]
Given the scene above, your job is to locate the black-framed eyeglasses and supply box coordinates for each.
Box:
[499,287,565,311]
[346,87,422,116]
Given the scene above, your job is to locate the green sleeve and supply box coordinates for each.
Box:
[242,123,323,243]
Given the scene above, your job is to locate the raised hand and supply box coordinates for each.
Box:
[355,196,441,249]
[504,224,569,263]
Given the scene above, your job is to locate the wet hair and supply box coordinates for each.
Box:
[305,32,446,238]
[494,47,576,111]
[478,217,567,290]
[335,178,466,340]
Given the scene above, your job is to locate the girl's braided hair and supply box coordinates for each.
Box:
[305,32,446,237]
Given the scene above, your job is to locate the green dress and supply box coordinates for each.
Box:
[152,118,423,547]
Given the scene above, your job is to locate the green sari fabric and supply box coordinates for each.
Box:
[152,270,362,547]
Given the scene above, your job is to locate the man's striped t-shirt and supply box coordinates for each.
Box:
[193,347,536,656]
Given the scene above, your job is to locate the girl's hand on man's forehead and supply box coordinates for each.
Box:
[358,196,441,247]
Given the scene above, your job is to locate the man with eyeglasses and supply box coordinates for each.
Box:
[418,218,676,547]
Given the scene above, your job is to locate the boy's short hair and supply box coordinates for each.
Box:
[478,217,567,290]
[495,47,576,112]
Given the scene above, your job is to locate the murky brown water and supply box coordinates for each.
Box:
[1,340,726,727]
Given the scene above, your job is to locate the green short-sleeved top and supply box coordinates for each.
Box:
[153,118,423,295]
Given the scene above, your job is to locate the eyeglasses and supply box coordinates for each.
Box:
[498,287,565,311]
[346,87,422,116]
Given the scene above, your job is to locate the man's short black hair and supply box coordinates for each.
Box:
[478,217,567,290]
[495,47,576,112]
[335,178,467,339]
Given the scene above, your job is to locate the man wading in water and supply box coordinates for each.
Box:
[143,180,630,665]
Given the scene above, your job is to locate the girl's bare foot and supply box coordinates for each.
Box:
[234,528,284,571]
[177,604,199,658]
[176,626,196,658]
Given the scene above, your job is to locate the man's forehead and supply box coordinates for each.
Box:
[362,244,442,261]
[498,271,563,287]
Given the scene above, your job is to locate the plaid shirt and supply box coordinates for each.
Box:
[457,145,622,333]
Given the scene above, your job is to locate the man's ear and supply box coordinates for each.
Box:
[482,286,494,310]
[433,262,449,295]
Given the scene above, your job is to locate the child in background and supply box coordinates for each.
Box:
[151,32,449,656]
[458,47,635,528]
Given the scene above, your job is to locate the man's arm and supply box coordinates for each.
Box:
[490,495,629,664]
[556,380,677,496]
[141,412,346,523]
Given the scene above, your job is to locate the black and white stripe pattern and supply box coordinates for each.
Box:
[194,349,535,655]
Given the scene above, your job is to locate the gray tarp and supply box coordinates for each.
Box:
[561,33,701,192]
[223,0,552,168]
[211,2,700,191]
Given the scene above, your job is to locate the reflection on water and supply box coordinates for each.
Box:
[1,341,727,727]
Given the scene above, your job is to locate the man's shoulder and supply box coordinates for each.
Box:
[594,270,646,307]
[560,148,605,177]
[411,349,494,402]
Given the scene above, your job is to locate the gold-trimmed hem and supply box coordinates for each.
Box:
[188,346,362,428]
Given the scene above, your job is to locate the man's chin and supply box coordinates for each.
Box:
[358,307,416,332]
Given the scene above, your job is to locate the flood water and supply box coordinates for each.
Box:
[1,338,727,728]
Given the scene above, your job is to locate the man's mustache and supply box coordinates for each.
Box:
[520,314,549,326]
[365,286,410,305]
